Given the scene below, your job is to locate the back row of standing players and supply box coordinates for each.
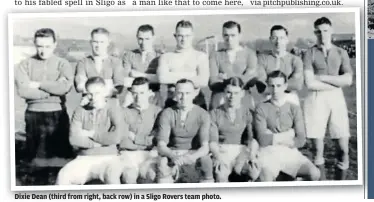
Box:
[15,16,353,184]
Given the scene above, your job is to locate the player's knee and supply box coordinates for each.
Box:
[198,155,213,174]
[314,156,325,166]
[103,160,124,184]
[310,166,321,181]
[215,169,230,182]
[104,167,122,184]
[55,168,73,185]
[121,168,139,184]
[338,138,350,155]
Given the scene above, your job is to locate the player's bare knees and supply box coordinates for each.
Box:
[309,166,321,181]
[214,169,229,183]
[198,155,213,171]
[121,168,139,184]
[338,143,349,155]
[55,169,73,185]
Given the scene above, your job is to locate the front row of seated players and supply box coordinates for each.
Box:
[56,71,320,185]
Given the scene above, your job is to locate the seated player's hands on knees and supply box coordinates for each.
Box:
[57,76,68,82]
[123,92,134,107]
[181,154,196,165]
[247,158,261,181]
[124,77,135,88]
[80,94,91,106]
[92,141,102,148]
[286,128,295,136]
[129,70,145,78]
[213,154,225,167]
[128,131,136,141]
[282,129,296,147]
[218,73,228,80]
[265,129,273,135]
[28,81,40,89]
[82,129,95,138]
[173,156,186,166]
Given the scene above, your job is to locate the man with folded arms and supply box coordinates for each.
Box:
[105,77,161,184]
[15,28,74,167]
[55,77,124,185]
[157,20,209,110]
[257,25,304,105]
[249,71,320,182]
[75,27,123,105]
[209,77,254,182]
[156,79,214,183]
[303,17,353,180]
[121,24,166,108]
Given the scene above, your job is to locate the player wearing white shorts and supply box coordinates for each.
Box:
[209,77,254,182]
[104,77,162,184]
[303,17,353,180]
[245,70,320,182]
[257,25,303,106]
[55,77,124,185]
[156,79,213,183]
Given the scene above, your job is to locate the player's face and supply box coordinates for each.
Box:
[130,83,152,107]
[174,27,194,49]
[270,29,289,51]
[267,77,287,100]
[34,37,56,59]
[224,85,244,107]
[137,30,154,52]
[91,33,110,56]
[86,83,107,108]
[223,27,241,49]
[175,82,196,108]
[314,23,333,45]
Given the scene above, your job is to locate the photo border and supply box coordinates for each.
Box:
[8,7,363,191]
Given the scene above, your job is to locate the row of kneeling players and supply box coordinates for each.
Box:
[56,74,320,184]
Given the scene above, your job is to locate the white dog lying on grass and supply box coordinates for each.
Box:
[234,140,321,182]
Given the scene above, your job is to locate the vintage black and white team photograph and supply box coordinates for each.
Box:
[8,8,362,190]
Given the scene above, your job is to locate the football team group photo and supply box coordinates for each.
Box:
[10,9,362,188]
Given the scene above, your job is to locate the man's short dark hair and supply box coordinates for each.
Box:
[314,17,332,28]
[270,25,288,36]
[91,27,110,38]
[267,70,288,83]
[34,28,56,42]
[137,24,154,36]
[175,20,193,31]
[176,78,196,89]
[85,76,106,89]
[223,21,241,34]
[131,77,150,88]
[223,77,244,89]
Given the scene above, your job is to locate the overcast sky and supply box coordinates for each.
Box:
[12,12,356,48]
